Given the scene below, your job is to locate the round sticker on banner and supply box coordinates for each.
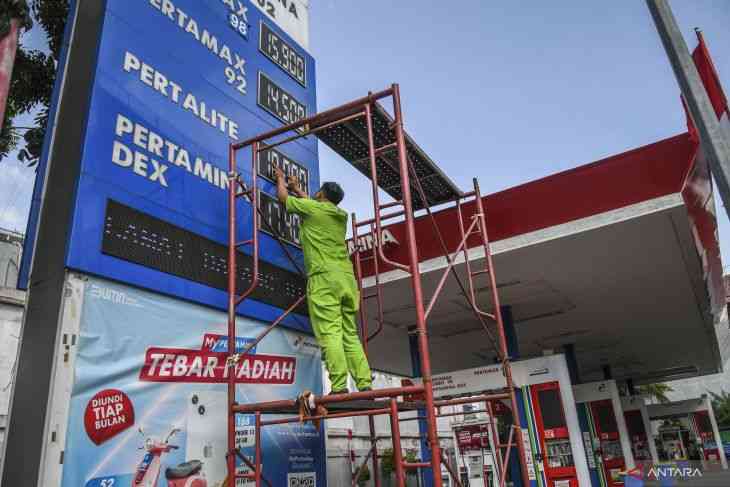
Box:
[84,389,135,445]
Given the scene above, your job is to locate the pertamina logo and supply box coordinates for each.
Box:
[347,229,399,255]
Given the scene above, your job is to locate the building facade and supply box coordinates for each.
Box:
[0,228,24,453]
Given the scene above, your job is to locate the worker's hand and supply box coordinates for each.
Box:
[274,166,285,182]
[287,174,301,191]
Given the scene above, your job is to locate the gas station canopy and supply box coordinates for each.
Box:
[358,132,729,384]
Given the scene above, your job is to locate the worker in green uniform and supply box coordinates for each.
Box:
[275,167,373,394]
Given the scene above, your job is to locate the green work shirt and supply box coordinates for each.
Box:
[285,196,354,277]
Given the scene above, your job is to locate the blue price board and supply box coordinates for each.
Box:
[23,0,317,330]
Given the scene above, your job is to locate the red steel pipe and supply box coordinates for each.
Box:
[389,399,406,487]
[399,408,490,422]
[486,400,504,477]
[316,384,423,405]
[233,385,424,413]
[424,217,479,318]
[233,295,306,362]
[355,209,406,228]
[236,448,273,487]
[260,407,390,426]
[391,83,443,486]
[433,393,510,408]
[369,415,382,487]
[257,109,365,153]
[379,200,403,210]
[441,452,464,487]
[364,102,409,273]
[364,221,385,344]
[499,426,515,487]
[351,212,370,354]
[233,88,393,149]
[374,142,398,155]
[255,412,262,487]
[236,143,261,306]
[227,141,260,484]
[472,178,529,487]
[226,143,238,485]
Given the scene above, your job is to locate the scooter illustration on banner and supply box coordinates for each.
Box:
[133,427,207,487]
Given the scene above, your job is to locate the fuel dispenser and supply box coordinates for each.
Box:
[530,382,579,487]
[620,395,658,467]
[658,424,687,460]
[574,381,635,487]
[693,410,721,462]
[622,411,647,459]
[623,410,651,463]
[647,396,729,469]
[590,399,626,485]
[452,420,499,487]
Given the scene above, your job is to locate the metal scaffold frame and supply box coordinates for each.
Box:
[224,84,529,487]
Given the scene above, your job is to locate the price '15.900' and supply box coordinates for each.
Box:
[259,22,306,86]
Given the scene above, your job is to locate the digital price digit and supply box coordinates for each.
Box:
[257,147,309,195]
[259,22,306,86]
[259,191,302,247]
[257,72,306,128]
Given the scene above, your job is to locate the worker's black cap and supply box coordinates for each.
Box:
[319,182,344,204]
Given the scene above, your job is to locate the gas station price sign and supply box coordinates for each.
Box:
[18,0,319,320]
[257,147,310,195]
[258,71,307,128]
[259,21,306,86]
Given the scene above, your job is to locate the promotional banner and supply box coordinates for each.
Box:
[61,276,325,487]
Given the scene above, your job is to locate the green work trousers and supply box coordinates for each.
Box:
[307,271,372,392]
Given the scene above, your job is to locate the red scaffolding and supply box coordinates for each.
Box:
[224,84,529,487]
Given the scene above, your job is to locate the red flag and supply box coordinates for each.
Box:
[693,31,728,117]
[683,30,729,140]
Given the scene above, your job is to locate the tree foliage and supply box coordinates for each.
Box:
[709,389,730,429]
[355,462,370,486]
[637,383,674,404]
[380,448,395,477]
[380,447,420,478]
[0,0,68,165]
